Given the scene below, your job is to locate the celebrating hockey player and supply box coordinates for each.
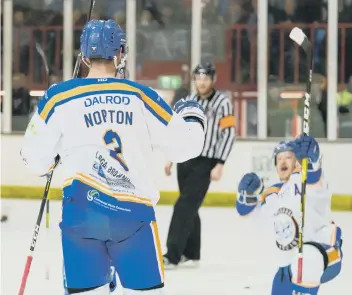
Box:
[235,136,343,295]
[21,19,207,295]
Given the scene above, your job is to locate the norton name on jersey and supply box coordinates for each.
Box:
[84,109,133,128]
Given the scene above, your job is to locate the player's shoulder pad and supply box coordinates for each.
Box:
[116,78,173,125]
[37,79,81,113]
[260,182,284,204]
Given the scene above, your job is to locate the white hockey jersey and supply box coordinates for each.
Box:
[21,77,205,221]
[237,162,338,267]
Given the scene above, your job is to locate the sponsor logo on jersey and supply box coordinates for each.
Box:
[92,162,106,178]
[274,207,299,251]
[87,190,99,201]
[84,95,130,107]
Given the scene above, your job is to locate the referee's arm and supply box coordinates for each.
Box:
[215,98,236,164]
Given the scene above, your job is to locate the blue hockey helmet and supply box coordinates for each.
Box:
[80,19,126,60]
[273,140,295,165]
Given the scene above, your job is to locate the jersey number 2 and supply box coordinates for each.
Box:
[103,129,129,171]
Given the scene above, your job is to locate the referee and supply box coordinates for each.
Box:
[163,62,236,269]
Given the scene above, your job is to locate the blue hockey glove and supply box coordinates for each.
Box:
[174,99,207,130]
[291,135,320,163]
[237,173,264,204]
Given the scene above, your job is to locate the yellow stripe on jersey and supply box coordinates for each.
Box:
[292,167,301,175]
[63,173,153,206]
[39,83,172,124]
[260,186,281,202]
[327,248,340,265]
[151,221,164,281]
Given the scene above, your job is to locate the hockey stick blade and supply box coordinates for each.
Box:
[289,27,311,54]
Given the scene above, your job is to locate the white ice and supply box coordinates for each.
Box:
[1,199,351,295]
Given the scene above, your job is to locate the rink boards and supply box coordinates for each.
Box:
[1,135,352,210]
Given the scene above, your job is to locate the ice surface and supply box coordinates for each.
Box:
[1,199,351,295]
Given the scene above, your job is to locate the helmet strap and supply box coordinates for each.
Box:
[82,57,92,69]
[114,47,128,78]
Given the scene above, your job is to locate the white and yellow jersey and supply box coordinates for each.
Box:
[21,77,205,221]
[262,165,337,266]
[236,162,339,267]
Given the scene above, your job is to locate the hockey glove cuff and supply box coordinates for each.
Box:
[174,99,207,131]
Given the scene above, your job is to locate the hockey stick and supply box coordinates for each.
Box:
[18,157,60,295]
[72,0,95,78]
[19,3,96,291]
[35,42,51,280]
[289,27,314,284]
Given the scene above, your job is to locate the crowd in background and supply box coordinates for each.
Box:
[4,0,352,80]
[1,0,352,136]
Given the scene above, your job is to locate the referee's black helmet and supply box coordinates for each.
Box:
[193,62,216,80]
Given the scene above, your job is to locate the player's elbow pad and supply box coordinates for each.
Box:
[21,148,55,177]
[183,122,205,159]
[170,122,205,163]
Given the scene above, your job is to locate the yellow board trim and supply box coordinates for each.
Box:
[1,186,352,211]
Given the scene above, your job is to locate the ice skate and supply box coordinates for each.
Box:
[178,255,200,269]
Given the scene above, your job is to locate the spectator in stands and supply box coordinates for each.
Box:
[339,0,352,80]
[13,8,30,75]
[339,0,352,21]
[269,0,300,81]
[296,0,326,24]
[317,76,351,137]
[338,75,352,137]
[144,0,165,27]
[226,2,244,25]
[140,9,154,26]
[337,76,352,113]
[170,65,191,107]
[202,0,219,25]
[247,0,274,25]
[271,0,298,24]
[316,76,328,137]
[12,72,30,116]
[160,4,175,26]
[112,10,126,27]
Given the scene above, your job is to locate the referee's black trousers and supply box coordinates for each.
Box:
[165,157,217,264]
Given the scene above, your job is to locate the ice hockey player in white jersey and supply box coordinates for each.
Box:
[235,136,343,295]
[21,19,206,295]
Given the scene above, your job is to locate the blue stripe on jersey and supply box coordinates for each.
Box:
[63,179,156,222]
[38,78,173,125]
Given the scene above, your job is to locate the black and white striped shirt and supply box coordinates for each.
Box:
[186,90,236,163]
